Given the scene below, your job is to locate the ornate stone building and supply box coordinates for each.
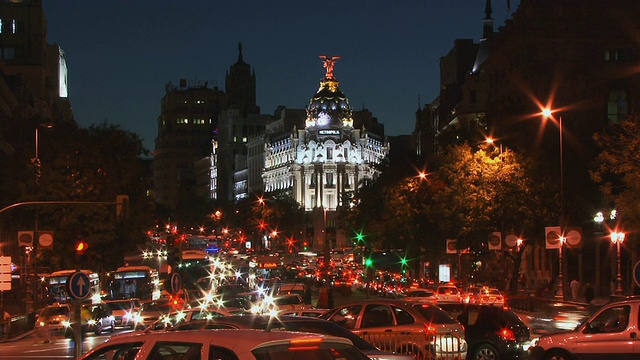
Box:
[261,57,389,249]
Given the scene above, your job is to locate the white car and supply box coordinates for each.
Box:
[529,297,640,359]
[35,303,72,337]
[403,288,437,303]
[80,329,370,360]
[435,284,462,303]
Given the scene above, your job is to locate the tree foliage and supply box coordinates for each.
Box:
[591,118,640,233]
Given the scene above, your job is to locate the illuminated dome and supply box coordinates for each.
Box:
[305,56,354,129]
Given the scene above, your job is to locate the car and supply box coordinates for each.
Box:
[35,303,71,337]
[133,299,188,330]
[81,303,116,335]
[276,283,311,304]
[145,306,243,331]
[80,329,371,360]
[165,315,413,360]
[402,288,437,303]
[278,308,328,317]
[468,287,505,306]
[529,296,640,359]
[104,298,141,329]
[526,302,592,335]
[441,303,531,360]
[321,299,467,360]
[435,284,462,303]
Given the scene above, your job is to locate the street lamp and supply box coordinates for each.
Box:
[30,122,53,311]
[610,231,625,296]
[541,108,567,300]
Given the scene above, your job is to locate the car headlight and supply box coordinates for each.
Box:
[88,319,96,326]
[62,320,71,327]
[38,321,46,327]
[530,337,539,347]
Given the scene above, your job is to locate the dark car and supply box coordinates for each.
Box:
[167,315,412,360]
[440,303,531,360]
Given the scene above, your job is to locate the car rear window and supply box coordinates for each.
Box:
[413,304,458,324]
[276,321,377,351]
[437,286,458,294]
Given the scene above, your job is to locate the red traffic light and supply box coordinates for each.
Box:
[75,240,88,253]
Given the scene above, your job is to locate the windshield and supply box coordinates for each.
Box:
[106,301,132,311]
[407,290,434,297]
[41,306,69,317]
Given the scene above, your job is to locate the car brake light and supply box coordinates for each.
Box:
[289,337,323,350]
[498,328,516,341]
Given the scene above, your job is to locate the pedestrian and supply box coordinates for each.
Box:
[570,279,579,301]
[585,283,595,304]
[317,286,329,309]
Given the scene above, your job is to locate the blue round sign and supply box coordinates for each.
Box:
[67,271,91,300]
[169,272,182,294]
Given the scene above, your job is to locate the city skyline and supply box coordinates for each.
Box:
[43,1,519,152]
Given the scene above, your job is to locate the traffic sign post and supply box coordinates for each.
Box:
[169,272,182,294]
[67,271,91,300]
[633,261,640,288]
[0,256,11,291]
[67,271,90,359]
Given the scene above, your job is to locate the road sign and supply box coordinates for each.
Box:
[0,256,11,291]
[67,271,91,299]
[634,261,640,288]
[169,272,182,294]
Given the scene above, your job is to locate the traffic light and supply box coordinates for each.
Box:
[75,239,89,263]
[303,242,308,251]
[365,258,373,267]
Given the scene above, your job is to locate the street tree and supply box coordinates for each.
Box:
[591,118,640,268]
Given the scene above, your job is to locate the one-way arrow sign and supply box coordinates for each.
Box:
[67,271,91,300]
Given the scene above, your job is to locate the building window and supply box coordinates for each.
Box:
[1,47,14,59]
[327,147,333,160]
[11,19,16,34]
[177,118,189,124]
[0,19,3,34]
[607,90,628,123]
[326,173,334,187]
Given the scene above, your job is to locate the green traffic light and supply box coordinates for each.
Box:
[400,256,409,267]
[365,258,373,267]
[354,231,365,244]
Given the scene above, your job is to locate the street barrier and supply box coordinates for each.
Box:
[0,312,35,341]
[360,330,465,360]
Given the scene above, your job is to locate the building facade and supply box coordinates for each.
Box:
[261,57,389,249]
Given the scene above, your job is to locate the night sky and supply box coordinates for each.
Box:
[43,1,519,152]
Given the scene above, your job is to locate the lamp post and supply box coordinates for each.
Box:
[610,231,625,296]
[541,109,564,229]
[541,108,567,300]
[556,235,566,300]
[29,123,53,311]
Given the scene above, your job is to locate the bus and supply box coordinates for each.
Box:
[108,265,160,301]
[177,249,211,290]
[44,269,101,304]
